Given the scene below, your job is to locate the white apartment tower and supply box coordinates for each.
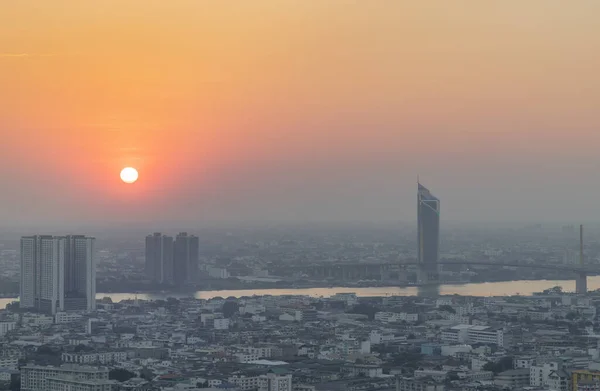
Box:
[20,235,96,315]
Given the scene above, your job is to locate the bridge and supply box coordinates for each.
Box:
[280,260,595,292]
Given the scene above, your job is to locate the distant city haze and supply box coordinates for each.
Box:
[2,2,600,226]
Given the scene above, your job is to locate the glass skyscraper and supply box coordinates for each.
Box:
[417,183,440,282]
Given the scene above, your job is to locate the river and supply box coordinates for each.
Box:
[2,277,599,308]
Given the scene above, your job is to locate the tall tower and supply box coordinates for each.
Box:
[63,235,96,311]
[173,232,200,285]
[576,224,587,294]
[145,233,174,284]
[20,235,95,314]
[20,236,64,315]
[417,183,440,283]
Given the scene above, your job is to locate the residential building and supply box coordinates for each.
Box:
[396,377,445,391]
[20,364,109,391]
[441,324,504,347]
[173,232,199,284]
[572,370,600,391]
[494,369,530,389]
[20,235,95,315]
[258,372,292,391]
[145,233,173,284]
[0,321,16,336]
[46,376,113,391]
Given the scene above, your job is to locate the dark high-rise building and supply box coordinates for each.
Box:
[173,232,199,284]
[417,183,440,282]
[63,235,96,311]
[145,233,173,284]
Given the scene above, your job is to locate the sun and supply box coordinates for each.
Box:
[120,167,139,184]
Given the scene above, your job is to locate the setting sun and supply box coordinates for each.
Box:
[120,167,139,184]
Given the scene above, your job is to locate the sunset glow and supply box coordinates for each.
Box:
[2,1,600,224]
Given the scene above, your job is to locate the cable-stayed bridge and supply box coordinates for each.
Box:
[282,260,594,292]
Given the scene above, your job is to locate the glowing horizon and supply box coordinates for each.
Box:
[2,1,600,224]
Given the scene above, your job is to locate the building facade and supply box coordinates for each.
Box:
[173,232,199,284]
[417,183,440,283]
[20,364,109,391]
[145,233,174,284]
[258,372,292,391]
[20,235,96,315]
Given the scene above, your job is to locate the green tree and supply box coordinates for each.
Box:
[438,305,455,314]
[348,304,380,320]
[109,369,136,382]
[222,301,240,318]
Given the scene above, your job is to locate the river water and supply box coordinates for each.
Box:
[2,277,600,308]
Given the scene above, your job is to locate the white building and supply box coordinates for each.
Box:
[0,356,19,370]
[0,321,16,336]
[20,235,96,315]
[530,362,560,387]
[208,267,230,279]
[228,375,260,390]
[55,312,83,324]
[21,364,109,391]
[374,312,419,323]
[47,377,113,391]
[258,372,292,391]
[61,351,127,364]
[441,324,504,347]
[214,318,230,330]
[242,346,272,358]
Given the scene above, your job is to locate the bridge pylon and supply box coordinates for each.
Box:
[417,263,439,285]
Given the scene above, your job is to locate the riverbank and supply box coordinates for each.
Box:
[0,274,593,298]
[2,277,599,309]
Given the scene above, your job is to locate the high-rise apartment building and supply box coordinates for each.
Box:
[173,232,199,284]
[63,235,96,311]
[258,372,292,391]
[20,235,96,315]
[145,233,174,284]
[20,364,109,391]
[417,183,440,283]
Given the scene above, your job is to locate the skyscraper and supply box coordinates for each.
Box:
[145,233,173,284]
[417,183,440,283]
[20,235,96,315]
[63,235,96,311]
[173,232,199,285]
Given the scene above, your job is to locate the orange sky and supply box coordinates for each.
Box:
[1,1,600,225]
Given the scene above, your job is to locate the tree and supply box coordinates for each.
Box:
[438,305,455,314]
[140,368,154,381]
[109,369,136,382]
[483,356,514,374]
[74,344,93,353]
[37,345,59,356]
[348,304,380,320]
[566,311,578,321]
[222,301,240,318]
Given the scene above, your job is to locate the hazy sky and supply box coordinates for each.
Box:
[1,1,600,225]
